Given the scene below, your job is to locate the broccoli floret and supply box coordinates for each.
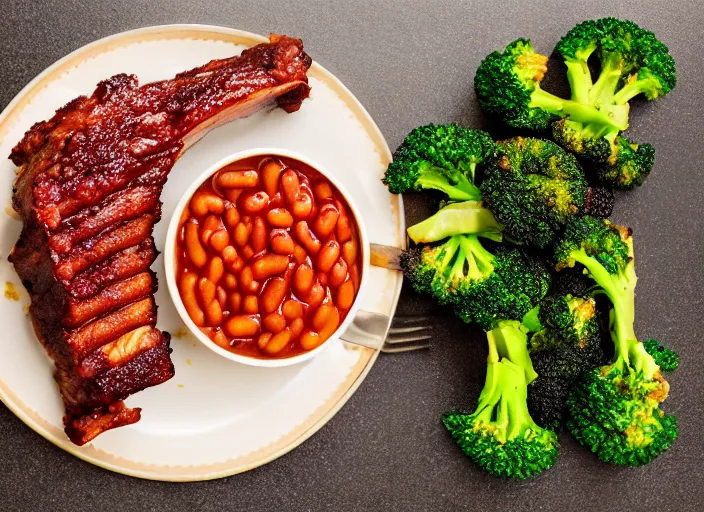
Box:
[399,234,490,306]
[480,137,611,248]
[400,231,549,327]
[552,18,675,188]
[552,266,599,297]
[443,322,558,479]
[476,19,676,189]
[530,295,601,353]
[403,199,550,329]
[527,295,610,430]
[578,18,677,103]
[400,199,504,307]
[453,247,550,332]
[568,369,678,466]
[398,246,438,297]
[643,339,679,372]
[382,124,496,200]
[474,39,626,132]
[555,216,678,465]
[528,376,573,433]
[551,118,612,162]
[594,136,655,188]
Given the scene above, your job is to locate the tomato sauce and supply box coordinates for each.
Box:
[174,155,362,358]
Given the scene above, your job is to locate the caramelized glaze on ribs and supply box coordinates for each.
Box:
[8,34,311,445]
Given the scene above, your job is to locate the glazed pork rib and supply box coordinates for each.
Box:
[8,34,311,445]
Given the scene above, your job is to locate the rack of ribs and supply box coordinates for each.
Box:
[8,34,312,445]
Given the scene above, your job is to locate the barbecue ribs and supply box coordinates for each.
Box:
[8,34,311,445]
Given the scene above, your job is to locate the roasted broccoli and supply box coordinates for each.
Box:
[475,18,676,188]
[406,138,614,251]
[555,216,678,465]
[382,124,496,200]
[452,247,550,332]
[643,339,679,372]
[552,121,655,189]
[405,240,555,478]
[399,234,488,306]
[400,232,549,328]
[402,199,549,326]
[527,294,609,430]
[481,137,614,248]
[401,182,555,478]
[552,265,599,298]
[443,322,558,479]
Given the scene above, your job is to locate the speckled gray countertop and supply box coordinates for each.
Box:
[1,1,703,510]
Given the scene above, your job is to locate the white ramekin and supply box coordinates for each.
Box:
[164,148,370,367]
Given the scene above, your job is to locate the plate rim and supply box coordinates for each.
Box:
[0,24,404,481]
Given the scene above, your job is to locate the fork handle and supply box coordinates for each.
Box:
[370,243,403,271]
[339,310,390,350]
[342,244,402,350]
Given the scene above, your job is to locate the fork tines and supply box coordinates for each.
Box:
[383,316,432,353]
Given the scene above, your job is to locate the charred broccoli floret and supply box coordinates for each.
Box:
[551,18,675,187]
[443,322,558,479]
[552,266,598,297]
[476,19,676,188]
[480,137,613,248]
[399,234,492,306]
[568,368,677,466]
[643,339,679,372]
[382,124,496,200]
[555,216,678,465]
[529,295,601,354]
[452,247,550,332]
[401,234,549,331]
[590,136,655,188]
[474,38,627,132]
[402,200,550,326]
[527,295,609,430]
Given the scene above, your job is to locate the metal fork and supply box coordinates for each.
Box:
[339,243,432,353]
[340,311,432,352]
[384,315,432,352]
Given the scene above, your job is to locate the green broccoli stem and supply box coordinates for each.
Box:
[589,53,624,106]
[417,165,482,201]
[607,309,659,378]
[563,57,593,104]
[488,321,538,384]
[472,334,502,425]
[612,76,663,104]
[473,334,535,444]
[448,240,468,279]
[458,235,495,280]
[436,235,462,272]
[521,305,543,333]
[406,201,503,244]
[569,248,658,379]
[564,118,619,142]
[501,360,538,440]
[530,87,628,131]
[467,161,478,182]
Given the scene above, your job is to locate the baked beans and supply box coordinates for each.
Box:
[175,155,362,359]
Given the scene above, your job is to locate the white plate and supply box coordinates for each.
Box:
[0,25,404,481]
